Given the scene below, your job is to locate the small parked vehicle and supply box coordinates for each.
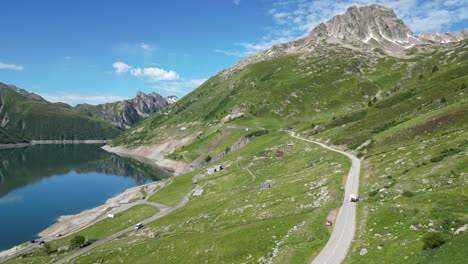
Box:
[38,241,45,246]
[350,194,359,202]
[325,220,333,226]
[135,223,144,229]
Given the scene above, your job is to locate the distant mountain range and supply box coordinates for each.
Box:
[74,92,178,129]
[0,82,176,143]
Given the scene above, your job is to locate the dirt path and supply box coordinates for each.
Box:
[237,158,256,185]
[288,132,361,264]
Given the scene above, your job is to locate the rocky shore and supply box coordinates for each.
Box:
[102,144,191,175]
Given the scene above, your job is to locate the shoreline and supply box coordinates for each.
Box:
[37,181,161,238]
[0,143,31,149]
[102,144,191,176]
[30,139,112,144]
[0,145,192,259]
[0,180,166,259]
[0,140,112,150]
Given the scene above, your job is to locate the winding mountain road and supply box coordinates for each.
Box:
[289,132,361,264]
[2,132,360,264]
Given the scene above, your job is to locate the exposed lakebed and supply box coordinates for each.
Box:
[0,144,171,251]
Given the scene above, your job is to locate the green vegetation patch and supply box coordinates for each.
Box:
[148,173,196,206]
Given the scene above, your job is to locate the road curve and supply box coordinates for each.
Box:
[53,185,200,264]
[289,132,361,264]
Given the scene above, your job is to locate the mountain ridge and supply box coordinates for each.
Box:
[74,91,178,129]
[220,4,466,77]
[0,82,121,143]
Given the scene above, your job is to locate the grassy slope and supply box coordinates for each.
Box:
[109,40,467,263]
[11,40,467,263]
[147,172,195,206]
[64,132,350,263]
[302,43,467,262]
[0,88,121,142]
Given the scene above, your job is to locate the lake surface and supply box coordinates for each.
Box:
[0,144,171,251]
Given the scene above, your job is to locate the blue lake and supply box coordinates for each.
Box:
[0,144,171,251]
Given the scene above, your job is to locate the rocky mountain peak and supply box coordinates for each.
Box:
[220,4,466,77]
[310,4,419,49]
[74,91,177,130]
[135,91,147,97]
[132,91,177,105]
[165,95,179,104]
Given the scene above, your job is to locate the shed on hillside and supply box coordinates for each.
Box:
[205,168,216,174]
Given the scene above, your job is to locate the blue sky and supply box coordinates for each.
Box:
[0,0,466,105]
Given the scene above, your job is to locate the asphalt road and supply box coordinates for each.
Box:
[289,132,361,264]
[54,184,200,264]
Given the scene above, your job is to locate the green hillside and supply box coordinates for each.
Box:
[106,39,467,263]
[6,26,467,264]
[0,83,121,143]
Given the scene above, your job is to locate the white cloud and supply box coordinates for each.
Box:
[130,67,179,82]
[152,78,208,96]
[0,62,24,71]
[42,93,127,106]
[215,49,256,57]
[234,0,241,5]
[110,62,203,96]
[139,43,154,51]
[217,0,468,57]
[112,61,130,74]
[112,61,179,81]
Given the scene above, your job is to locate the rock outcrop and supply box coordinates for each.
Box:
[418,29,468,43]
[74,91,178,129]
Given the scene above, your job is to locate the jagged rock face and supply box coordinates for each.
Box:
[166,95,179,104]
[131,91,168,117]
[418,30,468,43]
[321,5,413,43]
[74,92,177,129]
